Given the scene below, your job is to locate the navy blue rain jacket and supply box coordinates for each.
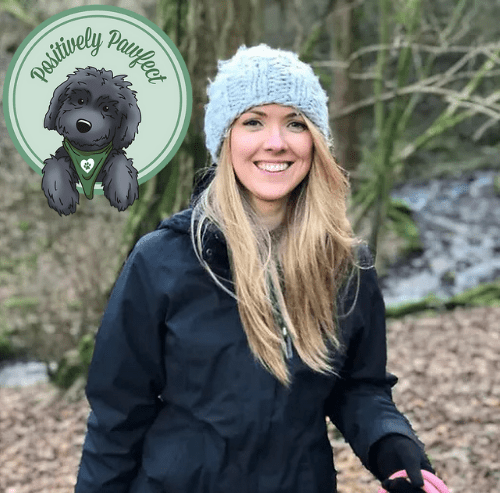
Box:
[75,208,424,493]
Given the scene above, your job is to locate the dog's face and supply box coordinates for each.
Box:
[45,67,141,151]
[57,79,119,149]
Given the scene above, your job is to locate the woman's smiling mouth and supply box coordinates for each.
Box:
[255,161,291,172]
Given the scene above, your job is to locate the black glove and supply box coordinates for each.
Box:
[369,434,434,493]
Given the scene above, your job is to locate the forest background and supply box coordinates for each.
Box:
[0,1,499,492]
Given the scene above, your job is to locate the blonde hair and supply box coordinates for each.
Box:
[191,116,356,386]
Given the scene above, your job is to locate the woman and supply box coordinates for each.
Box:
[75,45,441,493]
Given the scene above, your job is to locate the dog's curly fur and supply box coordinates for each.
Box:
[42,67,141,215]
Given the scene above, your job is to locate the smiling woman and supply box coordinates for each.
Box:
[230,104,313,229]
[75,44,447,493]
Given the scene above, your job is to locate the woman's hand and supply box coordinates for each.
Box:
[381,477,426,492]
[372,434,434,492]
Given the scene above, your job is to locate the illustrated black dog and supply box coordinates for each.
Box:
[42,67,141,215]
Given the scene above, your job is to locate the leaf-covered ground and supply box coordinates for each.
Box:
[1,306,499,493]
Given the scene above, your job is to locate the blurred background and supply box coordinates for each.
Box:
[0,1,499,492]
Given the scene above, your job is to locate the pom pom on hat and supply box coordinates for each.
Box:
[204,44,330,163]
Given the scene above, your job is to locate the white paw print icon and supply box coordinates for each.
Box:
[80,158,95,172]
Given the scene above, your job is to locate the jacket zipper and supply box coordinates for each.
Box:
[282,326,292,360]
[269,260,292,360]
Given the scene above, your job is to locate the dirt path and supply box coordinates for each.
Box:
[1,305,498,493]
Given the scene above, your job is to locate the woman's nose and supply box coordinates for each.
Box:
[264,126,286,151]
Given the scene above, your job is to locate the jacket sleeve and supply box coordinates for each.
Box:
[325,247,425,473]
[75,234,167,492]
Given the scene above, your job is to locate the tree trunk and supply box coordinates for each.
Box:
[121,0,264,255]
[327,0,360,171]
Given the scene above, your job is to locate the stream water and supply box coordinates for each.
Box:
[1,170,498,387]
[0,360,49,387]
[380,169,500,306]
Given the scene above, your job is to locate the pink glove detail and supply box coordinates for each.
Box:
[377,470,450,493]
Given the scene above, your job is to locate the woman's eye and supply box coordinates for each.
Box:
[103,105,109,112]
[78,98,84,105]
[242,119,261,127]
[289,121,307,131]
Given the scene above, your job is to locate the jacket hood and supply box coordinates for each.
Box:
[156,208,193,235]
[157,207,230,277]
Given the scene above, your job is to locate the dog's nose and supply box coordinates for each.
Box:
[77,119,92,133]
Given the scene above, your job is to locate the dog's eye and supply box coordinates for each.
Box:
[103,105,109,112]
[78,98,84,105]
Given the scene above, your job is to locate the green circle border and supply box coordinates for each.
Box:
[3,5,192,193]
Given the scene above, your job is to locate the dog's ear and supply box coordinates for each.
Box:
[44,78,72,130]
[114,86,141,149]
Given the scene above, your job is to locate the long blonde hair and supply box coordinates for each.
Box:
[191,116,356,386]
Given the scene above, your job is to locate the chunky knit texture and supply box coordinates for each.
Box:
[204,44,330,163]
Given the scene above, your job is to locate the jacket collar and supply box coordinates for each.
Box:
[157,208,230,273]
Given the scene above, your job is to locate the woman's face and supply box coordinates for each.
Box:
[230,104,313,218]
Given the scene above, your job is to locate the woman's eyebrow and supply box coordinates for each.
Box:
[245,109,267,116]
[243,110,302,118]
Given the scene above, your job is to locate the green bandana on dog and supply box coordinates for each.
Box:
[63,139,113,199]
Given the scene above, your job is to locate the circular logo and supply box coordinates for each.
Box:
[3,5,192,214]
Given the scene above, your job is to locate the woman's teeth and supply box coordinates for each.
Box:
[256,162,290,172]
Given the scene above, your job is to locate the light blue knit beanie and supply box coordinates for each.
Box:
[204,44,330,164]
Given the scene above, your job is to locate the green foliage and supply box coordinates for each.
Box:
[300,25,332,90]
[0,331,15,360]
[299,24,322,63]
[18,220,31,232]
[494,173,500,197]
[0,254,38,273]
[78,333,95,369]
[0,258,18,273]
[386,280,500,318]
[440,270,455,285]
[387,199,423,255]
[25,253,38,270]
[156,0,187,43]
[386,293,443,318]
[394,0,421,29]
[447,281,500,308]
[67,300,82,311]
[52,350,81,389]
[0,0,39,27]
[52,333,94,389]
[3,296,39,313]
[0,314,21,361]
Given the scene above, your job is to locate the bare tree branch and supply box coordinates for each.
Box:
[331,82,500,120]
[397,109,474,162]
[436,45,500,90]
[446,98,500,121]
[311,41,500,71]
[441,0,468,45]
[346,69,500,85]
[411,43,426,79]
[448,6,477,45]
[473,118,500,141]
[291,0,304,53]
